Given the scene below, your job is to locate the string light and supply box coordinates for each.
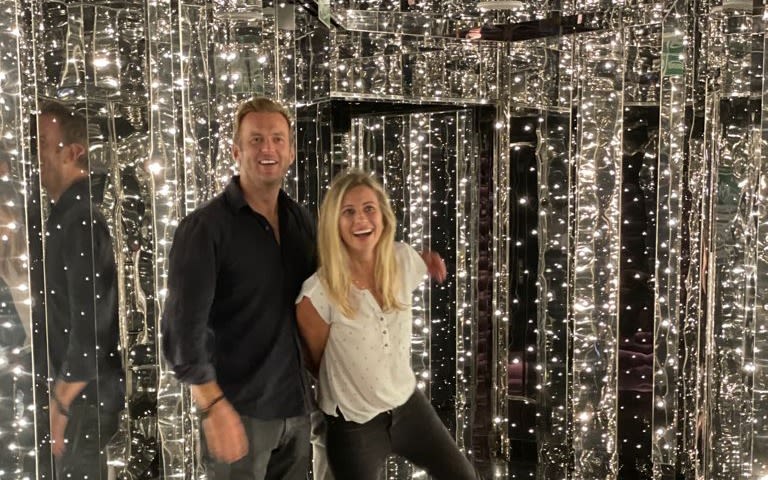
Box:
[10,0,768,478]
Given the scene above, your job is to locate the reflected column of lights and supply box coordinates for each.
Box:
[491,100,510,478]
[298,103,344,212]
[91,5,121,94]
[678,4,715,477]
[535,34,575,480]
[179,2,215,212]
[752,6,768,478]
[349,115,381,173]
[651,2,688,477]
[394,114,432,480]
[147,0,190,478]
[0,1,36,477]
[57,3,86,100]
[536,36,576,479]
[275,2,299,196]
[678,68,706,480]
[680,114,706,478]
[740,7,765,478]
[570,30,624,479]
[454,110,477,458]
[486,41,506,103]
[703,4,760,477]
[294,15,331,105]
[405,113,430,398]
[536,110,573,479]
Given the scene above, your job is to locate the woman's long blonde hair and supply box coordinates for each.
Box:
[317,171,402,317]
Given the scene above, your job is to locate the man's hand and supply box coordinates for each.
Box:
[421,250,448,283]
[50,403,68,457]
[49,380,85,458]
[466,27,483,39]
[201,398,248,463]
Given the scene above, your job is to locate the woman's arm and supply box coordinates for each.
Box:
[296,296,331,376]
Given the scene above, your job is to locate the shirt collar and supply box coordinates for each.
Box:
[224,175,290,213]
[50,177,91,215]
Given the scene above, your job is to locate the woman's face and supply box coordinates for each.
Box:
[338,185,384,258]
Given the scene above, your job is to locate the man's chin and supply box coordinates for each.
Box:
[251,175,285,190]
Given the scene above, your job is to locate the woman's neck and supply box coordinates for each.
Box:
[348,254,375,282]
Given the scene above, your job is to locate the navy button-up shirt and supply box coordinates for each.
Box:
[161,176,317,419]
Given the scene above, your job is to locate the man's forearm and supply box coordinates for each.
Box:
[53,380,88,411]
[190,382,225,410]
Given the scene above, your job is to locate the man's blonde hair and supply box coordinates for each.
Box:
[317,170,403,317]
[233,97,293,144]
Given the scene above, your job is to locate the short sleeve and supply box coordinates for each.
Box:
[297,273,333,324]
[396,242,427,292]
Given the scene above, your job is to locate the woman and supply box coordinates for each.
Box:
[296,171,478,480]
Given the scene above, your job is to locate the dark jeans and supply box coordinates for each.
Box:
[310,409,334,480]
[56,404,120,480]
[202,414,311,480]
[325,389,478,480]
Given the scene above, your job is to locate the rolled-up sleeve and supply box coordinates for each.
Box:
[161,215,218,384]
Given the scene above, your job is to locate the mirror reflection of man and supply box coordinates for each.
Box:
[37,101,123,479]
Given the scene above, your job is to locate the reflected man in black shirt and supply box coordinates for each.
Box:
[37,101,123,479]
[162,97,316,480]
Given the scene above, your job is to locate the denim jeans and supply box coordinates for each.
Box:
[324,389,478,480]
[202,414,311,480]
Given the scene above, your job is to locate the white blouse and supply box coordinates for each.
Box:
[297,242,427,424]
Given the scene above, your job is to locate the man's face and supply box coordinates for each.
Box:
[232,112,295,192]
[37,114,68,195]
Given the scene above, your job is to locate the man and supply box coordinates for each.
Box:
[37,101,123,478]
[162,97,316,479]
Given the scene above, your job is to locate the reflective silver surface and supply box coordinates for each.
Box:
[11,0,768,478]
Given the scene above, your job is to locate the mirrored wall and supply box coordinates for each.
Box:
[2,0,768,479]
